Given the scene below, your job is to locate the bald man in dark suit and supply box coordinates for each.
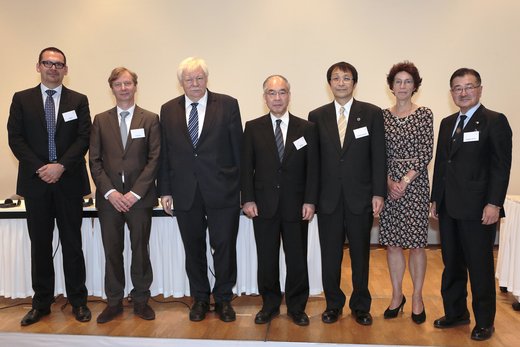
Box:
[8,47,91,326]
[90,67,160,323]
[241,75,318,326]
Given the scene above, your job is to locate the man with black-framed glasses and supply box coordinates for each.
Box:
[7,47,92,326]
[431,68,512,341]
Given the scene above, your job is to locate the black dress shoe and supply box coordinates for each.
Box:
[96,303,123,323]
[214,301,236,322]
[384,296,406,319]
[134,302,155,320]
[20,308,51,326]
[433,314,470,329]
[72,305,91,322]
[513,302,520,311]
[189,301,210,322]
[471,326,494,341]
[288,311,309,326]
[254,309,280,324]
[352,310,372,325]
[321,308,342,323]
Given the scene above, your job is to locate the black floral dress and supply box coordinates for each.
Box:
[379,106,434,248]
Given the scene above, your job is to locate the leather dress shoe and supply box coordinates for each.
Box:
[189,301,210,322]
[214,301,236,322]
[21,308,51,326]
[288,311,309,326]
[134,302,155,320]
[433,314,470,329]
[254,308,280,324]
[352,310,372,325]
[321,308,342,323]
[72,305,91,322]
[96,303,123,323]
[471,326,494,341]
[513,302,520,311]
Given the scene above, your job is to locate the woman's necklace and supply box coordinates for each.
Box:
[392,105,415,124]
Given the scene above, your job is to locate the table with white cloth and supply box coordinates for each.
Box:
[496,195,520,301]
[0,201,323,299]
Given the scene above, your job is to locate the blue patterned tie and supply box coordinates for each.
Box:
[188,103,199,147]
[275,119,284,162]
[45,90,57,161]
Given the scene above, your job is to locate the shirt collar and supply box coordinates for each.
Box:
[185,90,208,109]
[40,84,63,96]
[270,112,289,126]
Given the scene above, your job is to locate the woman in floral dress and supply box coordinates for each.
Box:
[379,61,433,324]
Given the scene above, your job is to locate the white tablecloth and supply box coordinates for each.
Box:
[496,195,520,301]
[0,204,323,299]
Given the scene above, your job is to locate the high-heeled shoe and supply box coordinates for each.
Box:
[412,307,426,324]
[384,296,406,319]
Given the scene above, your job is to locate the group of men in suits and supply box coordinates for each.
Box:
[7,47,512,341]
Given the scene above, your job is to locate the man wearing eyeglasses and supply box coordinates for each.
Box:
[308,62,386,326]
[430,68,512,341]
[241,75,318,326]
[89,67,160,323]
[158,57,243,322]
[7,47,92,325]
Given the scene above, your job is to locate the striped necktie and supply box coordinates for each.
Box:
[188,103,199,147]
[275,119,284,162]
[338,106,347,147]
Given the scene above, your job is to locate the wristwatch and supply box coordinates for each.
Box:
[402,176,411,184]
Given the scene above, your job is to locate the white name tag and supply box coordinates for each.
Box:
[353,126,369,139]
[62,110,78,122]
[131,128,145,139]
[463,131,479,142]
[293,136,307,150]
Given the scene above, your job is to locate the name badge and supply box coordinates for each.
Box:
[293,136,307,150]
[131,128,145,139]
[353,126,369,139]
[62,110,78,122]
[463,131,479,142]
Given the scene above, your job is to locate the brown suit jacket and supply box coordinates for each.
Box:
[89,105,161,210]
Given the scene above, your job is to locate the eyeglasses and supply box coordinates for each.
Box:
[112,81,134,88]
[40,60,66,69]
[265,89,289,97]
[394,79,414,86]
[330,76,354,83]
[183,76,206,85]
[451,84,480,94]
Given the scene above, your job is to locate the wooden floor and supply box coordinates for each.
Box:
[1,247,519,346]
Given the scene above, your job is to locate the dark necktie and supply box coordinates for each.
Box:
[451,114,467,149]
[45,90,57,161]
[188,103,199,147]
[120,111,130,148]
[275,119,284,162]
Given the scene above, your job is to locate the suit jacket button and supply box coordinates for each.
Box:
[276,185,280,189]
[194,153,198,157]
[448,160,451,163]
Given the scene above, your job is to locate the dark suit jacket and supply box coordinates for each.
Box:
[241,114,319,221]
[431,105,512,220]
[157,90,243,210]
[308,99,386,214]
[7,84,91,198]
[89,106,161,210]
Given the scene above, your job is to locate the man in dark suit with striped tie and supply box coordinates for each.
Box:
[241,75,318,326]
[8,47,91,326]
[158,57,243,322]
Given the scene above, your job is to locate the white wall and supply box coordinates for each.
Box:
[1,0,519,198]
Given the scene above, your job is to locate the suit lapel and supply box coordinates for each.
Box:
[342,99,361,154]
[33,85,47,130]
[106,107,125,151]
[283,114,301,163]
[259,115,280,162]
[125,106,145,153]
[450,105,484,156]
[175,96,192,144]
[55,86,69,133]
[198,90,216,147]
[322,102,342,153]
